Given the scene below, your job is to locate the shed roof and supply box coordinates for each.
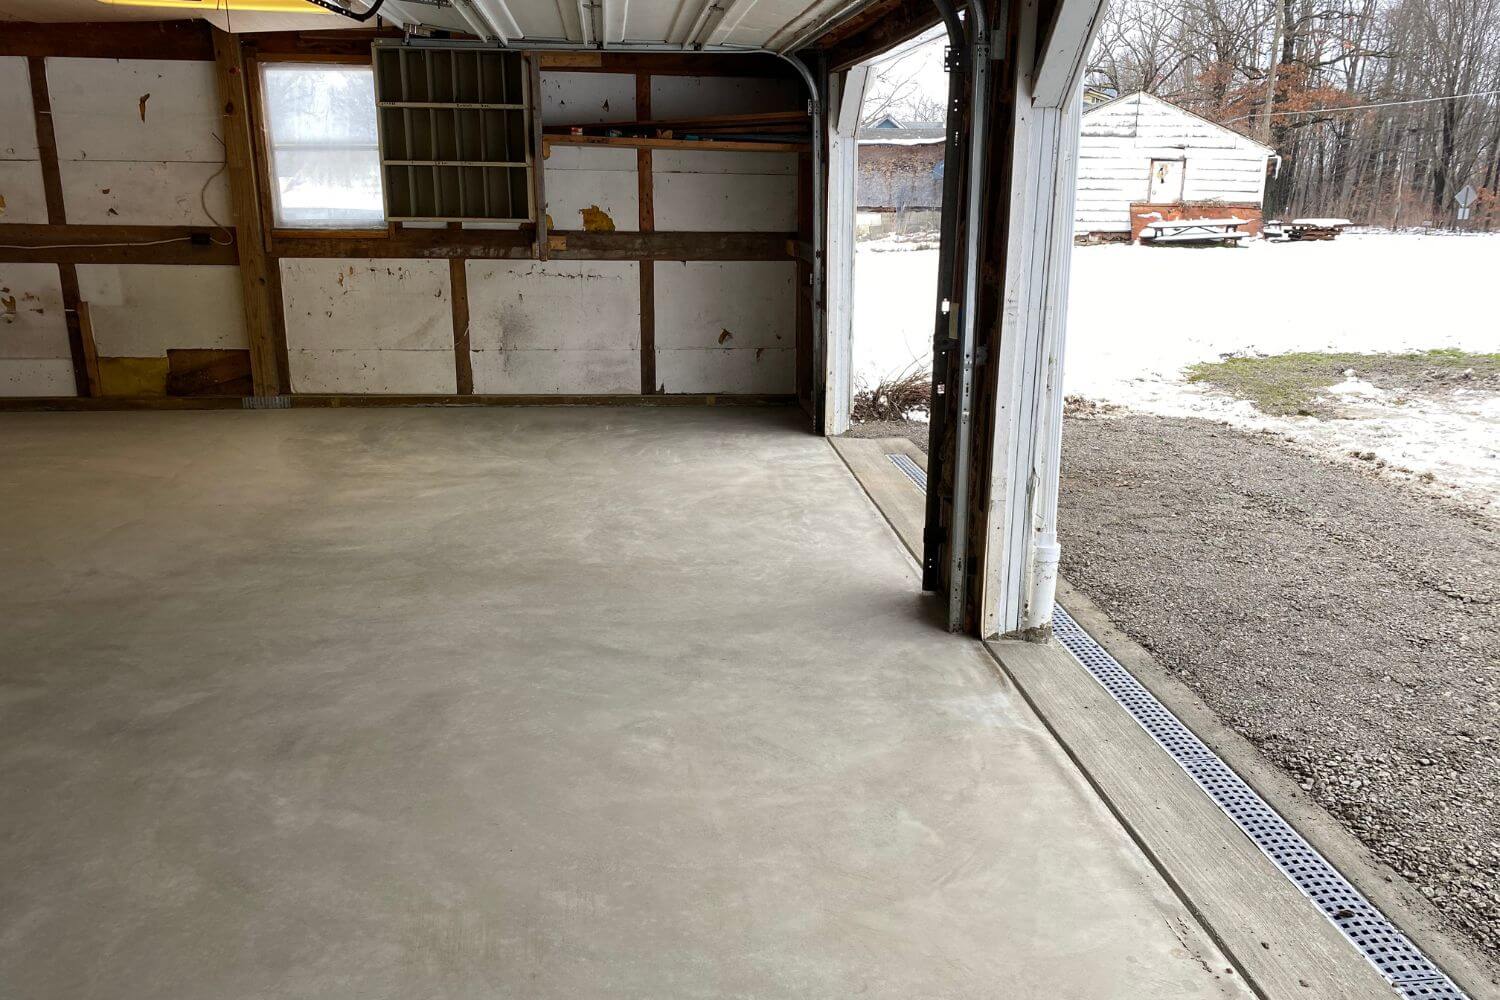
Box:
[1081,91,1276,156]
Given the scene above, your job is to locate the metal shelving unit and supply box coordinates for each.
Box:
[373,45,535,224]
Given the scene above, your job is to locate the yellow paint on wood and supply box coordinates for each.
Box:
[98,356,169,397]
[580,205,615,232]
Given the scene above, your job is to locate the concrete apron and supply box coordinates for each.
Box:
[1,407,1248,999]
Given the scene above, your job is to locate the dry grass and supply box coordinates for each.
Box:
[852,364,932,423]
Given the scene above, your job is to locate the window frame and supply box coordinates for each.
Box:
[252,52,391,238]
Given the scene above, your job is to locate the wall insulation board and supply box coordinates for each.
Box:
[280,259,457,394]
[466,260,641,394]
[653,260,795,393]
[0,57,48,225]
[543,145,639,233]
[0,263,75,396]
[651,149,798,232]
[540,72,636,125]
[75,266,248,357]
[648,76,805,119]
[44,58,232,227]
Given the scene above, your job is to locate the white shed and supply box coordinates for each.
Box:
[1074,92,1277,238]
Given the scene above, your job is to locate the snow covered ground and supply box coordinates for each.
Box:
[852,231,1500,512]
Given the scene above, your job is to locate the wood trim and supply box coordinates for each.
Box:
[0,21,215,60]
[242,27,401,58]
[271,229,798,261]
[636,72,657,395]
[252,52,375,65]
[0,393,799,412]
[819,0,953,73]
[214,28,282,397]
[27,56,89,398]
[0,225,240,265]
[545,134,810,154]
[242,50,282,244]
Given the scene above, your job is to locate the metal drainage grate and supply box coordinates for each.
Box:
[1051,607,1468,999]
[883,457,1466,998]
[886,452,927,490]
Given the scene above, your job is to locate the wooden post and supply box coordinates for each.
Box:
[635,71,657,395]
[212,28,281,398]
[448,224,473,395]
[529,53,549,262]
[77,301,102,396]
[27,56,90,397]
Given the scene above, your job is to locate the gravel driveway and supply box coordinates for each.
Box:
[1058,413,1499,976]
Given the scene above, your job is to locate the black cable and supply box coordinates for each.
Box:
[303,0,386,22]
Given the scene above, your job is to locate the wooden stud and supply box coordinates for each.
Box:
[213,29,282,397]
[76,301,101,397]
[448,223,473,395]
[636,72,657,395]
[271,229,796,261]
[544,134,810,154]
[27,56,89,398]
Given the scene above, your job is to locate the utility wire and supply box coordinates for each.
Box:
[1223,88,1500,124]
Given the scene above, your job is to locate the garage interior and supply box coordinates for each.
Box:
[0,2,1479,998]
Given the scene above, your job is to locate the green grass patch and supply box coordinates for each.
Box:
[1184,350,1500,416]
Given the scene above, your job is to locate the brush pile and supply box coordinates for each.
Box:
[852,364,932,423]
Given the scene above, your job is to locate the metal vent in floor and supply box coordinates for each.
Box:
[886,453,927,490]
[1051,608,1468,1000]
[883,450,1467,998]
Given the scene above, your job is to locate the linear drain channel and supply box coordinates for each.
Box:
[884,452,1467,999]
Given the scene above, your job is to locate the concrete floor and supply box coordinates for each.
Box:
[1,407,1252,1000]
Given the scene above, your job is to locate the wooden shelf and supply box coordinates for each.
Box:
[543,134,810,153]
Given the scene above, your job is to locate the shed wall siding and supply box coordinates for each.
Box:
[1074,93,1272,234]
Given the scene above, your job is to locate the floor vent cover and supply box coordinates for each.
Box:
[881,450,1466,998]
[886,453,927,490]
[1051,607,1468,999]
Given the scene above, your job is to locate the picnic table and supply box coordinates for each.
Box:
[1139,217,1252,247]
[1266,218,1351,241]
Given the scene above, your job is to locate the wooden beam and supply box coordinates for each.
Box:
[0,20,215,60]
[636,72,657,396]
[271,229,797,261]
[27,56,89,398]
[76,301,102,397]
[819,0,954,73]
[544,135,810,154]
[0,225,240,265]
[213,28,282,398]
[529,54,549,261]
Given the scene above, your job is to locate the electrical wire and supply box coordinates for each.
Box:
[1223,88,1500,124]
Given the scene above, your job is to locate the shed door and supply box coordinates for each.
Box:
[1148,159,1185,202]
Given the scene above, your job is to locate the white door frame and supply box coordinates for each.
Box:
[821,66,868,436]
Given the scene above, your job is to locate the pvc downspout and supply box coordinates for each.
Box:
[946,0,988,632]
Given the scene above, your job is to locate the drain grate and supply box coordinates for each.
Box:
[882,453,1466,998]
[1052,607,1468,999]
[886,453,928,490]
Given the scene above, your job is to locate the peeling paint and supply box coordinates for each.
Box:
[1,294,16,323]
[718,329,733,344]
[579,205,616,232]
[0,194,6,216]
[138,93,151,123]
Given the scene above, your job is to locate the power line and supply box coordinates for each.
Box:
[1222,88,1500,124]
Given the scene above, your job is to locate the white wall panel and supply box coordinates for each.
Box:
[541,72,636,124]
[653,260,794,393]
[76,265,247,356]
[653,172,797,231]
[0,57,38,160]
[543,145,638,232]
[281,259,456,394]
[649,76,804,119]
[45,57,226,227]
[0,160,49,224]
[467,259,640,394]
[59,161,233,227]
[0,263,74,396]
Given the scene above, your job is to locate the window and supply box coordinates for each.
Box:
[261,63,385,229]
